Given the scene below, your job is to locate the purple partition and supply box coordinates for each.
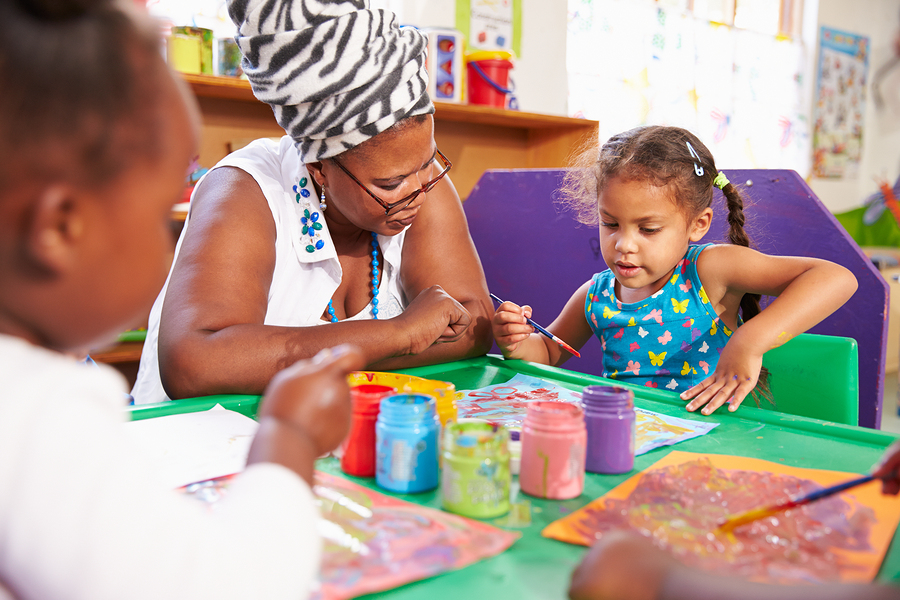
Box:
[465,169,887,429]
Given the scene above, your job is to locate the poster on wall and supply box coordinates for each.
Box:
[813,27,869,179]
[456,0,522,57]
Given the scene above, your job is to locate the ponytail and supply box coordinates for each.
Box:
[721,181,772,405]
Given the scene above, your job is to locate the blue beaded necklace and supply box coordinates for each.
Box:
[327,231,381,322]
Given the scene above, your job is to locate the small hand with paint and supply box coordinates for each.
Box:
[491,300,534,358]
[679,332,763,415]
[871,439,900,496]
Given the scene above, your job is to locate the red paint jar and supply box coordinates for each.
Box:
[341,384,396,477]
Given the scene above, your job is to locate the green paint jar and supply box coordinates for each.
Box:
[441,419,511,518]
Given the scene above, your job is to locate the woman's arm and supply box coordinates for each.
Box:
[369,175,493,369]
[157,167,468,399]
[681,245,858,414]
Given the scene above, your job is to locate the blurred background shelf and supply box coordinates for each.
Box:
[182,73,599,199]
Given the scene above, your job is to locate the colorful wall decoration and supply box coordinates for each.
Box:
[567,0,810,176]
[813,27,870,178]
[543,451,900,583]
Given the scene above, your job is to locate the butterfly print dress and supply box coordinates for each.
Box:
[584,244,736,392]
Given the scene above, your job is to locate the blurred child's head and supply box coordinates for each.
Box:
[0,0,199,353]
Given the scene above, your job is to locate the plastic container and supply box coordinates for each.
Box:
[375,394,440,493]
[340,384,396,477]
[466,50,514,108]
[582,385,636,474]
[519,402,586,499]
[348,371,458,426]
[441,419,510,518]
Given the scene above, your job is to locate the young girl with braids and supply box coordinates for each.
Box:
[492,126,857,416]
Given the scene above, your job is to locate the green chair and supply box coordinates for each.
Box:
[759,332,859,426]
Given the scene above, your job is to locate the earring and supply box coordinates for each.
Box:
[319,186,327,211]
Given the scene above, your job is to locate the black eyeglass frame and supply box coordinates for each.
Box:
[331,149,453,216]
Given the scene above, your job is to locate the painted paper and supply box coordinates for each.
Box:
[542,451,900,583]
[457,375,717,455]
[813,27,869,178]
[184,471,519,600]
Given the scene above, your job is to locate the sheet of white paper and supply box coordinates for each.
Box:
[123,404,258,489]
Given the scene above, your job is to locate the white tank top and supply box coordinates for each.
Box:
[131,136,407,404]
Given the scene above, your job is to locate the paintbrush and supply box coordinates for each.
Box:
[489,293,581,358]
[717,474,877,533]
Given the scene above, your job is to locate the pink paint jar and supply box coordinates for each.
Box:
[340,384,396,477]
[519,401,586,500]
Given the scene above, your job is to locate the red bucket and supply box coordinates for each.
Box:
[466,52,514,108]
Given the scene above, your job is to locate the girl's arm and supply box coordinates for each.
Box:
[681,245,858,415]
[493,281,594,367]
[157,168,481,399]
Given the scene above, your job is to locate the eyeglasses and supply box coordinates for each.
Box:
[331,149,452,216]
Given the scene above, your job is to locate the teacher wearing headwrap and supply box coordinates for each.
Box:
[131,0,492,403]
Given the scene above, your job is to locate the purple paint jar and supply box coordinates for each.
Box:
[582,385,635,474]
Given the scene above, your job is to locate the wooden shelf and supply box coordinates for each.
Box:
[182,73,598,199]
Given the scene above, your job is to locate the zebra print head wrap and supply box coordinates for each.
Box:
[228,0,434,163]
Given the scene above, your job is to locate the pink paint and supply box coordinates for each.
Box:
[519,401,586,500]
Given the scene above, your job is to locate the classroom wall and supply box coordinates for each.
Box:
[808,0,900,213]
[397,0,568,116]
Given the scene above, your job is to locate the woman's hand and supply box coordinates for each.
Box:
[569,532,678,600]
[492,301,534,358]
[680,332,762,416]
[395,285,471,355]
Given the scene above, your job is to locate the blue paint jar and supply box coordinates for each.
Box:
[582,385,635,474]
[375,393,440,493]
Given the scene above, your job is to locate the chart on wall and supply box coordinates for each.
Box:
[813,27,870,179]
[567,0,810,176]
[456,0,522,57]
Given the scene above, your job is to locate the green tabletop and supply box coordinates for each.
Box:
[128,355,900,599]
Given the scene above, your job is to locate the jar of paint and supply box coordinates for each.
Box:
[441,419,510,518]
[519,402,586,500]
[375,394,440,493]
[432,381,458,426]
[582,385,635,474]
[507,428,522,475]
[340,384,396,478]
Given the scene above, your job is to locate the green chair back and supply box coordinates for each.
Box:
[759,332,859,426]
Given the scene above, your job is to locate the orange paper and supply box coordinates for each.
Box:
[543,451,900,583]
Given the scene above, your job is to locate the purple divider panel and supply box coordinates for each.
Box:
[464,169,887,429]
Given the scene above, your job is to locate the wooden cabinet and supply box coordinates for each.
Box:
[182,73,599,199]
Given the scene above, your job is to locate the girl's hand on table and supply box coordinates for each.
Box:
[569,531,677,600]
[680,333,763,416]
[492,301,534,358]
[395,285,471,354]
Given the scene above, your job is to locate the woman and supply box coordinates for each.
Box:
[132,0,492,403]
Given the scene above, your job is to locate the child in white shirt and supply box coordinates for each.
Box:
[0,1,362,598]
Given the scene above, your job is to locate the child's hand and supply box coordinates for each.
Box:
[492,301,534,358]
[871,439,900,495]
[257,345,365,456]
[679,335,762,415]
[569,531,679,600]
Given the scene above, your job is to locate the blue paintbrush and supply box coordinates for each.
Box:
[490,293,581,358]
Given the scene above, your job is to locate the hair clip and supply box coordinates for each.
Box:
[685,141,704,177]
[713,171,730,190]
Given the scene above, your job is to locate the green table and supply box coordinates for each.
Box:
[129,355,900,598]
